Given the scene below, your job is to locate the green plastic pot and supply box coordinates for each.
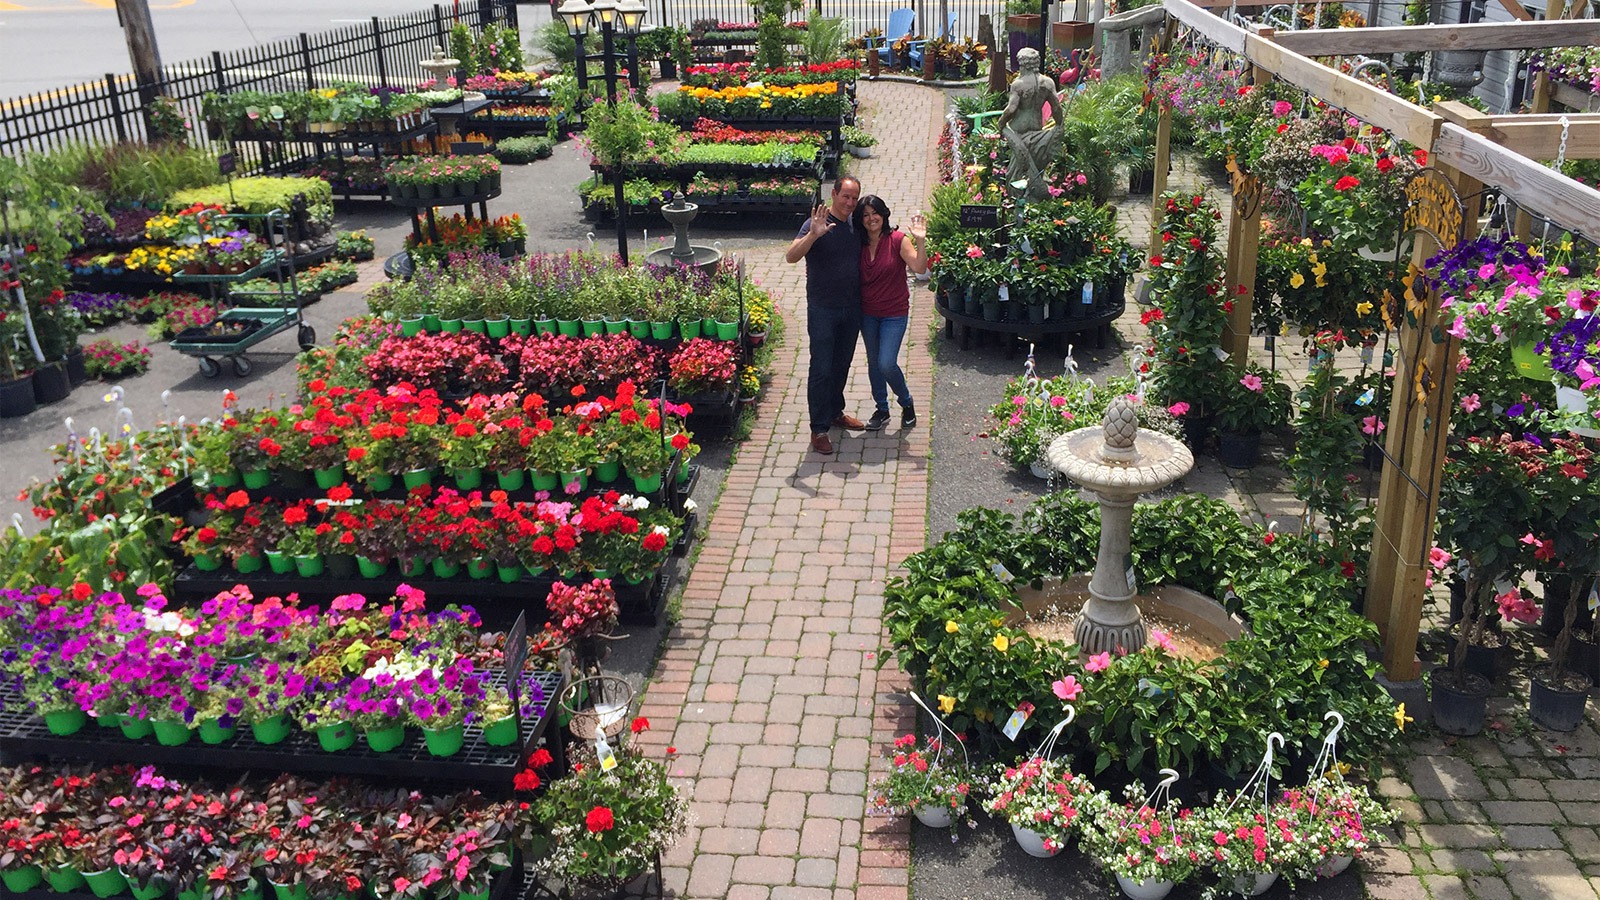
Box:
[456,885,490,900]
[45,866,87,892]
[365,723,407,753]
[496,562,523,583]
[270,881,310,900]
[125,874,169,900]
[151,718,193,746]
[313,465,345,489]
[482,715,518,745]
[439,318,464,333]
[241,468,271,489]
[357,556,389,578]
[234,552,263,574]
[432,557,462,578]
[402,468,433,490]
[467,558,493,580]
[118,713,153,740]
[400,316,425,337]
[2,865,43,893]
[715,319,739,340]
[603,318,627,335]
[251,714,292,745]
[534,318,558,335]
[486,317,511,338]
[581,319,605,337]
[193,552,223,571]
[422,314,442,333]
[42,707,88,736]
[401,557,428,577]
[556,319,581,337]
[423,724,466,757]
[509,318,533,336]
[631,471,663,493]
[82,867,129,898]
[530,470,560,492]
[175,884,205,900]
[649,321,673,340]
[628,319,651,338]
[208,469,241,488]
[462,318,487,334]
[265,550,294,574]
[679,318,703,339]
[293,554,325,577]
[453,467,483,490]
[495,468,526,490]
[593,457,620,483]
[560,469,589,493]
[197,718,235,744]
[367,472,396,492]
[317,721,356,752]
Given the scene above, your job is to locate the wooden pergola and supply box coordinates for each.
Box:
[1147,0,1600,681]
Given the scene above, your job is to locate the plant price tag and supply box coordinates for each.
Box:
[1002,702,1034,741]
[1589,583,1598,612]
[990,562,1015,583]
[1081,282,1093,305]
[597,740,618,772]
[998,284,1010,303]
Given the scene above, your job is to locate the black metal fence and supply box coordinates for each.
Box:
[0,0,1012,166]
[0,0,518,162]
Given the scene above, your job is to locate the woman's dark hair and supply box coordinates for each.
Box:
[852,195,893,243]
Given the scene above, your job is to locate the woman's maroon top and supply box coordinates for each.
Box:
[860,230,910,318]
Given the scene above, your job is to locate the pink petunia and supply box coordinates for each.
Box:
[1148,629,1175,653]
[1460,393,1481,413]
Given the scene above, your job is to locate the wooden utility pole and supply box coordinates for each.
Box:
[113,0,165,131]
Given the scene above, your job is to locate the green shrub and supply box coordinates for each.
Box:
[27,142,221,206]
[167,176,334,227]
[495,136,555,163]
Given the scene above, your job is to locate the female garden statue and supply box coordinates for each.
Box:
[994,48,1065,202]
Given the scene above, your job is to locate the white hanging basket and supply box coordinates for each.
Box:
[1010,822,1061,858]
[1115,875,1175,900]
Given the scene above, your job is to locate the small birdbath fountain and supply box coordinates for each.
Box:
[1043,397,1195,656]
[645,192,722,278]
[420,46,484,102]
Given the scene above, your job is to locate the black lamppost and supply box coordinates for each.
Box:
[558,0,647,264]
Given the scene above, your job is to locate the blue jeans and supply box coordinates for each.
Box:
[808,304,861,434]
[860,314,911,413]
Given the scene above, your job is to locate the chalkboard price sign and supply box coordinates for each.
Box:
[959,204,1000,229]
[217,153,237,175]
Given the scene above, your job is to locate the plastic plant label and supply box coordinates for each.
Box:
[990,562,1015,583]
[998,284,1010,302]
[1356,388,1376,407]
[1002,702,1034,741]
[1493,578,1515,595]
[1212,346,1229,361]
[1081,282,1094,305]
[1589,583,1599,612]
[1126,565,1137,594]
[1020,236,1033,255]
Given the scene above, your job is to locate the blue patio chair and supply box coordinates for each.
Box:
[906,12,959,69]
[864,8,916,66]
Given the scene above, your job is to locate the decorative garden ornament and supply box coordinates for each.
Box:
[994,48,1064,202]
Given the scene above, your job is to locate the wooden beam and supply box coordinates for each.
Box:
[1490,118,1600,161]
[1243,34,1441,149]
[1268,19,1600,55]
[1162,0,1246,52]
[1433,122,1600,239]
[1495,0,1535,21]
[1551,82,1600,114]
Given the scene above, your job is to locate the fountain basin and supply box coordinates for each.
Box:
[1006,574,1245,664]
[644,244,723,279]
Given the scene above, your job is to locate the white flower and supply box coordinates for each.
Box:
[683,498,698,512]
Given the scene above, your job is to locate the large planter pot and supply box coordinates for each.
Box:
[1574,633,1600,682]
[1216,430,1262,468]
[65,346,88,386]
[1444,631,1512,682]
[1318,854,1354,878]
[31,362,71,405]
[1231,872,1278,896]
[2,371,40,416]
[913,805,953,828]
[1431,667,1490,736]
[1009,822,1061,858]
[1115,875,1175,900]
[1432,48,1486,90]
[1529,667,1593,732]
[1051,20,1094,50]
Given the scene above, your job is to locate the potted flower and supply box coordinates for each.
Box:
[666,338,738,398]
[1080,784,1200,900]
[1275,777,1397,881]
[529,744,690,892]
[869,733,978,835]
[401,651,488,757]
[1193,791,1312,897]
[1213,364,1290,468]
[985,755,1101,858]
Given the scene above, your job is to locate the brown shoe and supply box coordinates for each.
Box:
[832,414,866,430]
[811,433,835,455]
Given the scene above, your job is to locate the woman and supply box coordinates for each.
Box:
[853,194,928,431]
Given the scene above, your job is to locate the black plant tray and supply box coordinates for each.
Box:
[0,672,564,795]
[671,510,696,558]
[191,471,677,508]
[618,570,673,628]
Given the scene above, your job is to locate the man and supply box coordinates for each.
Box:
[785,176,865,455]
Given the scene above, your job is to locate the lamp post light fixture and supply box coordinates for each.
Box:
[560,0,646,264]
[556,0,593,104]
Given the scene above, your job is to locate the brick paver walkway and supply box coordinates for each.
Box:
[630,81,945,900]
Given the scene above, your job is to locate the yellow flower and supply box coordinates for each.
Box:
[1356,301,1374,316]
[992,634,1009,653]
[1318,658,1329,669]
[1394,702,1414,732]
[945,620,960,633]
[1312,261,1327,279]
[1324,761,1352,779]
[938,694,956,714]
[1289,272,1306,289]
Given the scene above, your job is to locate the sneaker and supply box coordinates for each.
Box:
[865,409,891,431]
[810,433,835,455]
[833,413,866,430]
[901,406,917,429]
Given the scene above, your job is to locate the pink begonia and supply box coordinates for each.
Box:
[1013,395,1028,406]
[1049,395,1067,407]
[1460,393,1481,413]
[1074,173,1087,185]
[1009,412,1023,426]
[1085,651,1112,674]
[1148,629,1175,653]
[1240,374,1263,392]
[1272,100,1292,117]
[1052,675,1083,701]
[1167,401,1190,416]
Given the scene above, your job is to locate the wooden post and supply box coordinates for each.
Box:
[1220,51,1271,363]
[112,0,164,131]
[1364,101,1492,681]
[1147,19,1176,253]
[984,15,1007,96]
[1514,0,1564,240]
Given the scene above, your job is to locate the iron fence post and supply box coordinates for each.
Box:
[104,74,129,142]
[372,17,391,88]
[300,34,317,90]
